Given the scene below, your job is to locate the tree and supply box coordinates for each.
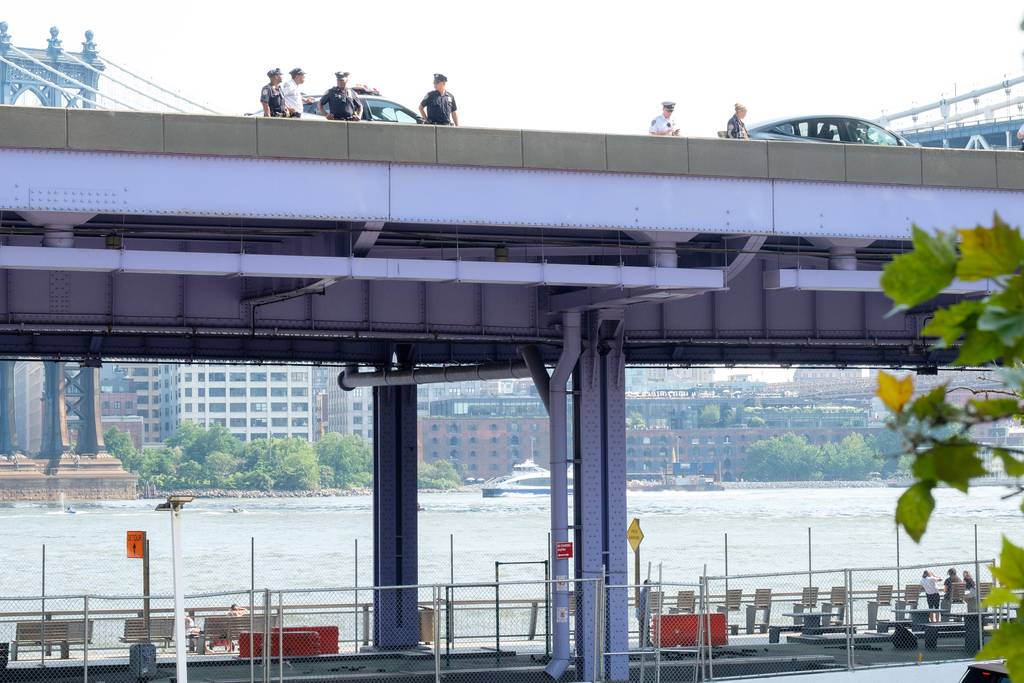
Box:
[742,433,820,481]
[821,434,880,481]
[104,427,140,471]
[697,403,721,428]
[418,460,462,489]
[166,422,241,465]
[316,433,372,488]
[878,216,1024,677]
[204,451,239,482]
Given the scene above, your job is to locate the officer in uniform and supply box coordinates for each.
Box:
[419,73,458,126]
[649,101,680,136]
[318,71,363,121]
[260,68,286,118]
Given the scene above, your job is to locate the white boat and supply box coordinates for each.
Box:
[481,459,572,497]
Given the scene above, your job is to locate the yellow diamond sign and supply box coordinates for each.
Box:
[627,518,644,552]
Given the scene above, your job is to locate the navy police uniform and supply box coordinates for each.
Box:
[421,73,457,125]
[320,71,363,121]
[261,68,286,117]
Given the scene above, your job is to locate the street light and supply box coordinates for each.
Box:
[155,495,193,683]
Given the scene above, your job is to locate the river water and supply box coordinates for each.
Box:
[1,487,1018,598]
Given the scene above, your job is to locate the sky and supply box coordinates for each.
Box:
[4,1,1024,136]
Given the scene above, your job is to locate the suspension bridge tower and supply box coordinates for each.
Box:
[0,23,103,107]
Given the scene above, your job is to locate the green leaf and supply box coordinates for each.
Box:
[996,366,1024,392]
[911,442,986,492]
[969,398,1021,419]
[922,300,984,347]
[990,537,1024,590]
[957,217,1024,280]
[881,227,958,310]
[895,481,935,542]
[978,621,1024,680]
[994,449,1024,477]
[910,384,948,421]
[977,305,1024,348]
[955,328,1005,366]
[982,586,1020,608]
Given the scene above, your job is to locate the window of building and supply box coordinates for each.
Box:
[198,388,206,397]
[353,402,362,411]
[251,403,268,413]
[490,423,498,431]
[271,402,288,412]
[230,418,246,427]
[250,372,267,382]
[232,433,246,441]
[353,416,362,425]
[230,403,246,413]
[250,387,267,397]
[510,435,520,445]
[209,372,225,382]
[491,436,498,444]
[184,373,192,381]
[271,418,288,427]
[229,387,246,397]
[291,417,308,427]
[131,367,149,376]
[430,424,439,432]
[251,418,267,428]
[209,403,226,412]
[291,372,308,382]
[271,387,288,397]
[229,372,246,382]
[184,388,192,397]
[137,395,149,404]
[291,387,307,397]
[198,373,205,381]
[292,402,308,412]
[272,433,287,439]
[209,388,226,397]
[354,430,363,438]
[271,372,287,382]
[210,418,226,426]
[184,403,192,412]
[197,405,205,413]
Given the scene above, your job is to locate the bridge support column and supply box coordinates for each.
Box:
[0,361,18,456]
[39,361,71,472]
[574,310,628,682]
[67,366,106,455]
[372,384,419,649]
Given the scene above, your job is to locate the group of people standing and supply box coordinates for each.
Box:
[920,567,977,621]
[259,69,459,126]
[649,102,750,139]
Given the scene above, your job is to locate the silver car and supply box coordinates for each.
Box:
[748,115,913,146]
[303,86,423,124]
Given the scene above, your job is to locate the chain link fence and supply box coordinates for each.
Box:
[0,561,1002,682]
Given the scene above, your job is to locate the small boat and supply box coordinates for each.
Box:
[481,459,572,497]
[59,492,76,513]
[64,506,76,514]
[230,507,243,514]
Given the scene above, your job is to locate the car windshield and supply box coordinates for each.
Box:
[364,98,418,123]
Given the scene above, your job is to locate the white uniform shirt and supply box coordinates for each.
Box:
[649,114,677,135]
[281,79,303,113]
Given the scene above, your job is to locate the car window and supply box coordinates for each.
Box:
[861,121,899,146]
[393,108,418,124]
[772,123,796,136]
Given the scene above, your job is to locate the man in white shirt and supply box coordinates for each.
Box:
[282,68,314,118]
[649,101,680,137]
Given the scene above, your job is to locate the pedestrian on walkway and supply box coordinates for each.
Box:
[282,68,314,118]
[419,74,458,126]
[921,570,940,622]
[260,68,286,118]
[649,102,680,136]
[726,103,749,139]
[319,72,363,121]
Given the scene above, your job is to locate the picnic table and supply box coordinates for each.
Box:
[904,608,944,631]
[781,611,831,632]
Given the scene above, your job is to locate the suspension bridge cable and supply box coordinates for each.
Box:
[0,54,106,109]
[97,55,220,114]
[61,51,188,113]
[7,45,138,111]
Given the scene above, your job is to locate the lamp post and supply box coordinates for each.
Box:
[156,495,193,683]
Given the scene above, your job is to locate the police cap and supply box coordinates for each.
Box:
[662,101,676,111]
[267,68,283,77]
[433,73,448,84]
[335,71,350,79]
[289,67,305,76]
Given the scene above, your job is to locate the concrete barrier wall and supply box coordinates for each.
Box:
[1,105,1022,190]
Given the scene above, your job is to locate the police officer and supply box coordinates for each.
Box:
[649,101,680,137]
[260,68,286,118]
[419,73,458,126]
[318,72,363,121]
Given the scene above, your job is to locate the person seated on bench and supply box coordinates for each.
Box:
[228,603,249,617]
[184,611,201,653]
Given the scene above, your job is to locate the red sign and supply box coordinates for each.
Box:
[555,542,573,560]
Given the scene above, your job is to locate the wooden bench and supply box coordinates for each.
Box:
[11,620,93,660]
[923,622,965,648]
[200,614,275,654]
[121,617,175,647]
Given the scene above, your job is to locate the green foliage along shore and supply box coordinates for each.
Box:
[742,432,910,481]
[104,423,462,492]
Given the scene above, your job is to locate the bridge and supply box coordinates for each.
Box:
[2,102,1020,678]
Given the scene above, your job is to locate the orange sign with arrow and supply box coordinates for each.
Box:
[126,530,146,559]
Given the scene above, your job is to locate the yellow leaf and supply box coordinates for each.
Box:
[877,371,914,413]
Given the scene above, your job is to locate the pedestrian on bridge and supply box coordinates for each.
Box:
[282,68,314,118]
[260,68,286,118]
[649,102,680,136]
[319,72,364,121]
[726,103,749,139]
[419,74,458,126]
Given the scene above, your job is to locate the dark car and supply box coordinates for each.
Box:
[747,115,913,146]
[961,662,1010,683]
